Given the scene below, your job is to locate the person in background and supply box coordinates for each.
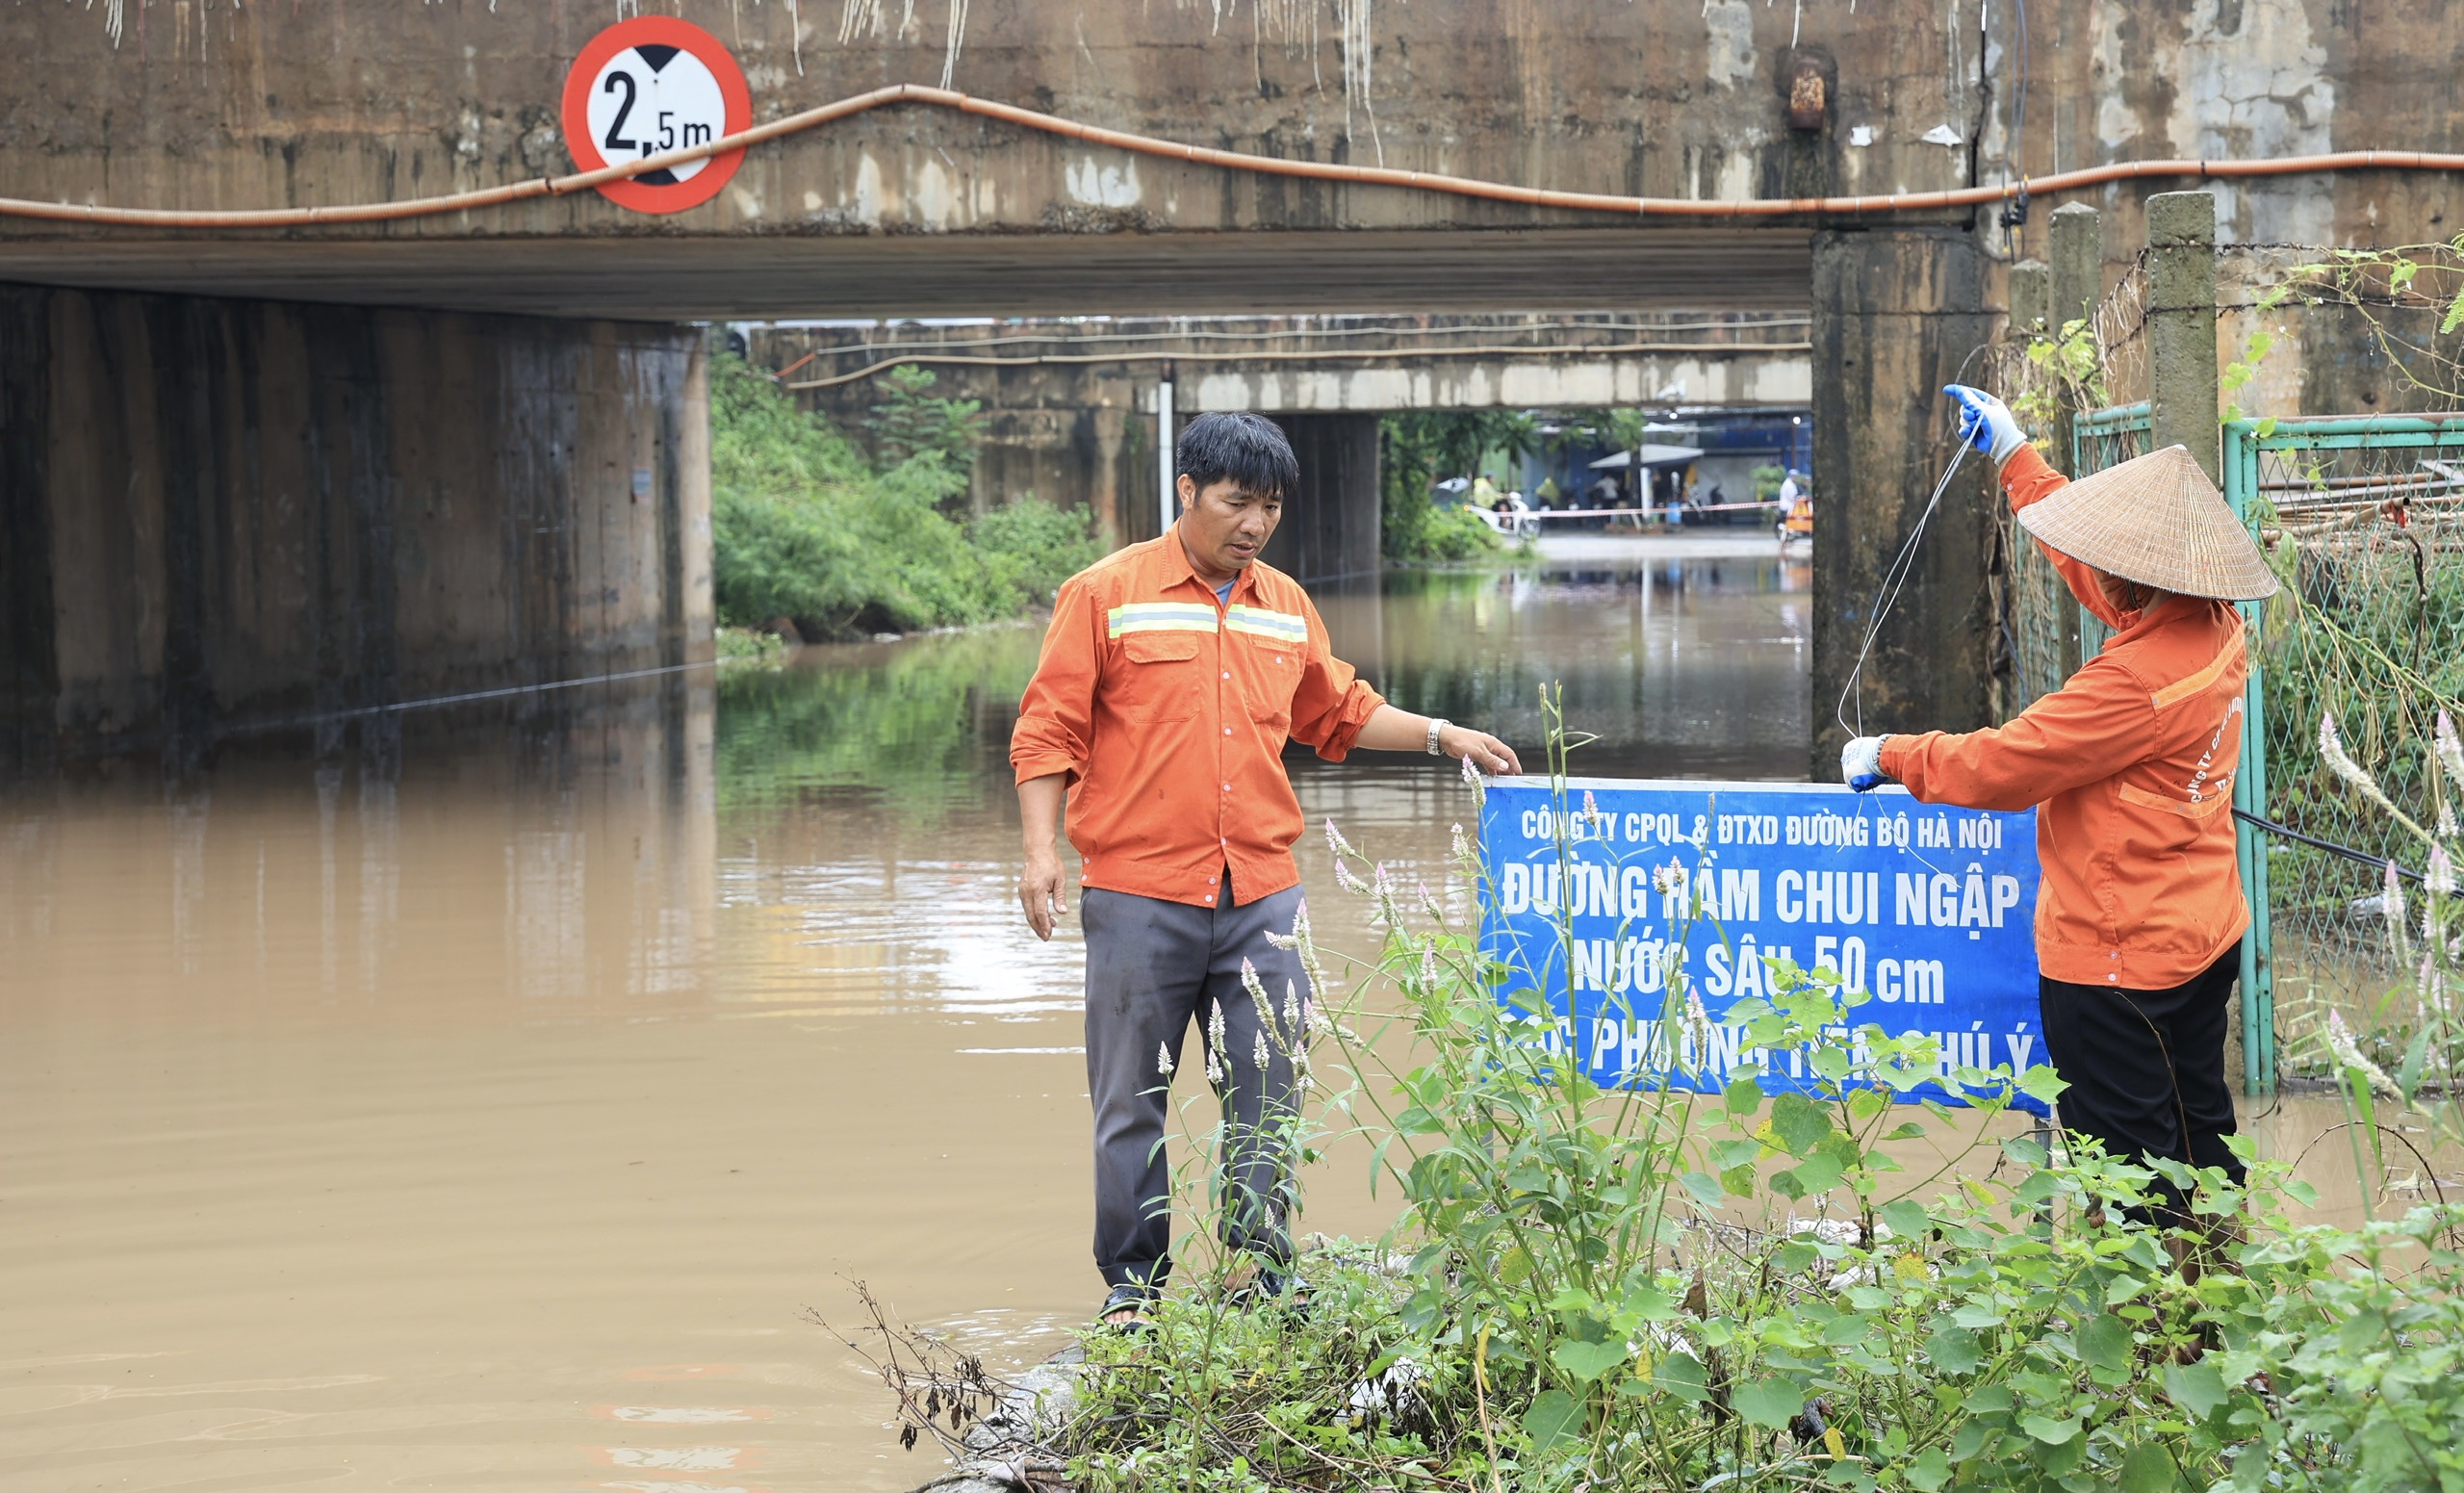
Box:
[1840,385,2277,1234]
[1778,468,1803,507]
[1012,412,1523,1329]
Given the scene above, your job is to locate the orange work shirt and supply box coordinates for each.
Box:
[1879,444,2252,989]
[1010,528,1386,909]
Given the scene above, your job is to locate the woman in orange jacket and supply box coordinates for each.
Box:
[1841,385,2279,1223]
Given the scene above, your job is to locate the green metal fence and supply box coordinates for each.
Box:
[2048,407,2464,1092]
[2229,414,2464,1092]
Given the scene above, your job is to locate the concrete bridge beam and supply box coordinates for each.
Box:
[752,315,1810,552]
[0,286,711,766]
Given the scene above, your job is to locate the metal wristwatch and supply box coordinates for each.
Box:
[1424,717,1451,755]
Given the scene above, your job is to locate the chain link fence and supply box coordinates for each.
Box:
[2239,417,2464,1072]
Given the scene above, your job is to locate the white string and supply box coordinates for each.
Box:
[1834,438,1975,740]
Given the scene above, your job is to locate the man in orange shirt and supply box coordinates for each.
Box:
[1013,413,1520,1326]
[1841,385,2277,1226]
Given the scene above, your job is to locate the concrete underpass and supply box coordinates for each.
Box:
[4,0,2455,766]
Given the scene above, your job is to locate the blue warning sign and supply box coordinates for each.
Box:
[1477,778,2049,1114]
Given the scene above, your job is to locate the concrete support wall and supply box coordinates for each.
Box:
[1263,415,1383,586]
[0,285,712,765]
[1810,228,1997,774]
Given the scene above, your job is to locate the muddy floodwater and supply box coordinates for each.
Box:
[0,543,2374,1492]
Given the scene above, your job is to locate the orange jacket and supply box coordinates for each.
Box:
[1879,444,2251,989]
[1011,528,1385,909]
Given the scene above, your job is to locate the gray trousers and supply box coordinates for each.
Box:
[1081,880,1309,1296]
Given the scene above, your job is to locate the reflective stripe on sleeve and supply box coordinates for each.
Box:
[1108,603,1221,638]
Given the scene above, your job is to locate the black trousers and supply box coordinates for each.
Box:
[2040,941,2246,1222]
[1080,882,1307,1298]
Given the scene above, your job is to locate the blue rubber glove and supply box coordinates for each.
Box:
[1841,734,1894,792]
[1943,384,2026,465]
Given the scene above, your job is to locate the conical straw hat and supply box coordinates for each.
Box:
[2015,444,2279,602]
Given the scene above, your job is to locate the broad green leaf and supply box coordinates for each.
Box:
[1653,1350,1710,1403]
[1680,1171,1727,1208]
[2119,1440,2180,1493]
[1906,1448,1952,1491]
[2338,1308,2388,1354]
[1732,1377,1805,1429]
[2163,1359,2228,1418]
[1925,1326,1982,1374]
[1951,1301,2003,1329]
[1725,1074,1764,1114]
[1947,1420,1991,1460]
[2016,1065,2068,1106]
[1623,1282,1678,1322]
[1779,1153,1845,1197]
[2076,1313,2132,1372]
[2019,1413,2081,1445]
[1822,1314,1871,1348]
[2014,1171,2062,1204]
[2036,1431,2085,1476]
[1711,1138,1765,1171]
[1522,1388,1583,1453]
[1879,1198,1932,1240]
[1770,1093,1836,1157]
[1552,1338,1630,1382]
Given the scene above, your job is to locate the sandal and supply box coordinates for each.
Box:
[1096,1282,1156,1332]
[1226,1269,1312,1318]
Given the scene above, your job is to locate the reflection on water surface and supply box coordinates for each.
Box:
[0,543,2368,1490]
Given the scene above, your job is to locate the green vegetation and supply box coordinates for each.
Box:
[710,356,1101,638]
[876,697,2464,1493]
[715,625,790,668]
[712,623,1041,819]
[1378,412,1524,563]
[1379,406,1673,561]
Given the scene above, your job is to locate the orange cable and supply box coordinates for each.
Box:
[3,85,2460,229]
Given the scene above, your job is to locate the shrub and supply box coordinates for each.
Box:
[709,354,1097,636]
[1381,412,1509,564]
[878,694,2464,1493]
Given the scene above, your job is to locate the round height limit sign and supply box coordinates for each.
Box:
[561,17,751,214]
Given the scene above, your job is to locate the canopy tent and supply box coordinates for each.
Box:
[1586,444,1706,470]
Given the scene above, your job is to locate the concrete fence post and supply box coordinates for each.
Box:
[2007,259,2050,339]
[2046,202,2103,681]
[2000,257,2057,704]
[2146,191,2221,485]
[2046,202,2103,480]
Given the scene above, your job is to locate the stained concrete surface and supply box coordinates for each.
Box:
[0,285,713,764]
